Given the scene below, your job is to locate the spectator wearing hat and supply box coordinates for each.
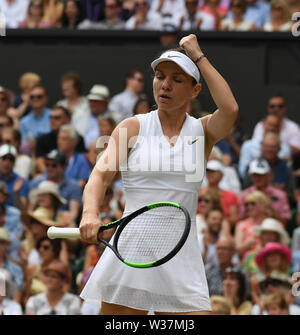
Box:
[202,150,241,194]
[0,268,23,315]
[35,105,86,174]
[21,207,61,266]
[18,85,51,154]
[238,158,291,224]
[125,0,163,30]
[242,132,294,198]
[235,191,279,261]
[108,69,145,125]
[57,125,91,188]
[0,144,29,211]
[201,160,239,233]
[223,267,252,315]
[251,271,300,314]
[1,127,32,179]
[29,150,82,221]
[238,114,291,180]
[71,84,112,149]
[0,0,29,28]
[250,242,292,310]
[25,259,81,315]
[0,227,24,303]
[241,217,290,276]
[252,94,300,155]
[173,0,215,31]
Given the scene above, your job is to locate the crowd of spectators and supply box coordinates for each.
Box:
[0,0,299,32]
[0,66,300,315]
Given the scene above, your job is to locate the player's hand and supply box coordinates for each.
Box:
[79,214,102,244]
[179,34,203,62]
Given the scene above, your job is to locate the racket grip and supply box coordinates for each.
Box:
[47,226,81,239]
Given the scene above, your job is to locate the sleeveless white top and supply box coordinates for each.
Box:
[80,110,211,312]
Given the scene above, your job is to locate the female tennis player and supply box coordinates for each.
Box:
[79,34,239,315]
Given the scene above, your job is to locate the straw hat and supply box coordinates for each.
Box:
[255,242,292,269]
[21,207,60,227]
[254,218,290,245]
[29,180,66,205]
[0,227,10,244]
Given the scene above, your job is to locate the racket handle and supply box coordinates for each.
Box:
[47,227,81,239]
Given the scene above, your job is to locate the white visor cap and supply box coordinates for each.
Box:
[151,50,200,83]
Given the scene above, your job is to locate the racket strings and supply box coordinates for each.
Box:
[117,206,187,264]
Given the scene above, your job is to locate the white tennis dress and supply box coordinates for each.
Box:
[80,110,211,312]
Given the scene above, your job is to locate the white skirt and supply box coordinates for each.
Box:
[80,222,211,313]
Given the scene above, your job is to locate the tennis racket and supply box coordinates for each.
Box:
[47,201,191,269]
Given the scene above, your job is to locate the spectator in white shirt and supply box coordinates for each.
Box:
[173,0,215,31]
[125,0,163,30]
[252,94,300,155]
[150,0,187,26]
[0,0,29,28]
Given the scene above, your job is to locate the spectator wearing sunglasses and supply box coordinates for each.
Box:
[0,144,29,211]
[25,259,80,315]
[1,127,32,179]
[262,0,292,32]
[18,85,51,155]
[29,150,82,221]
[220,0,255,31]
[125,0,163,30]
[35,105,85,174]
[252,94,300,155]
[238,158,291,225]
[18,0,52,28]
[78,0,125,29]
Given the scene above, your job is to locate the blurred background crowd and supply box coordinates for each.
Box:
[0,0,300,32]
[0,41,300,314]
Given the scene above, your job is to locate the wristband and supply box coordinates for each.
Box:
[194,54,206,63]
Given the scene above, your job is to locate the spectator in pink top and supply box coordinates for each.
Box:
[201,0,228,29]
[239,158,291,225]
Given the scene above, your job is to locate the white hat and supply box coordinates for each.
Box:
[87,85,110,101]
[248,158,270,175]
[206,160,224,173]
[254,218,290,245]
[0,227,10,244]
[0,144,17,158]
[151,50,200,83]
[31,180,66,205]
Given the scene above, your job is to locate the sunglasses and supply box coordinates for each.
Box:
[30,94,44,100]
[245,201,257,207]
[0,97,7,102]
[185,1,198,5]
[232,3,242,7]
[135,2,148,7]
[271,6,282,10]
[46,162,58,168]
[1,155,15,162]
[49,115,62,120]
[30,3,43,8]
[0,123,9,127]
[39,244,52,251]
[133,77,144,82]
[269,103,285,109]
[199,198,211,204]
[105,4,119,8]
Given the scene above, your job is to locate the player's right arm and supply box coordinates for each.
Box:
[79,117,140,243]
